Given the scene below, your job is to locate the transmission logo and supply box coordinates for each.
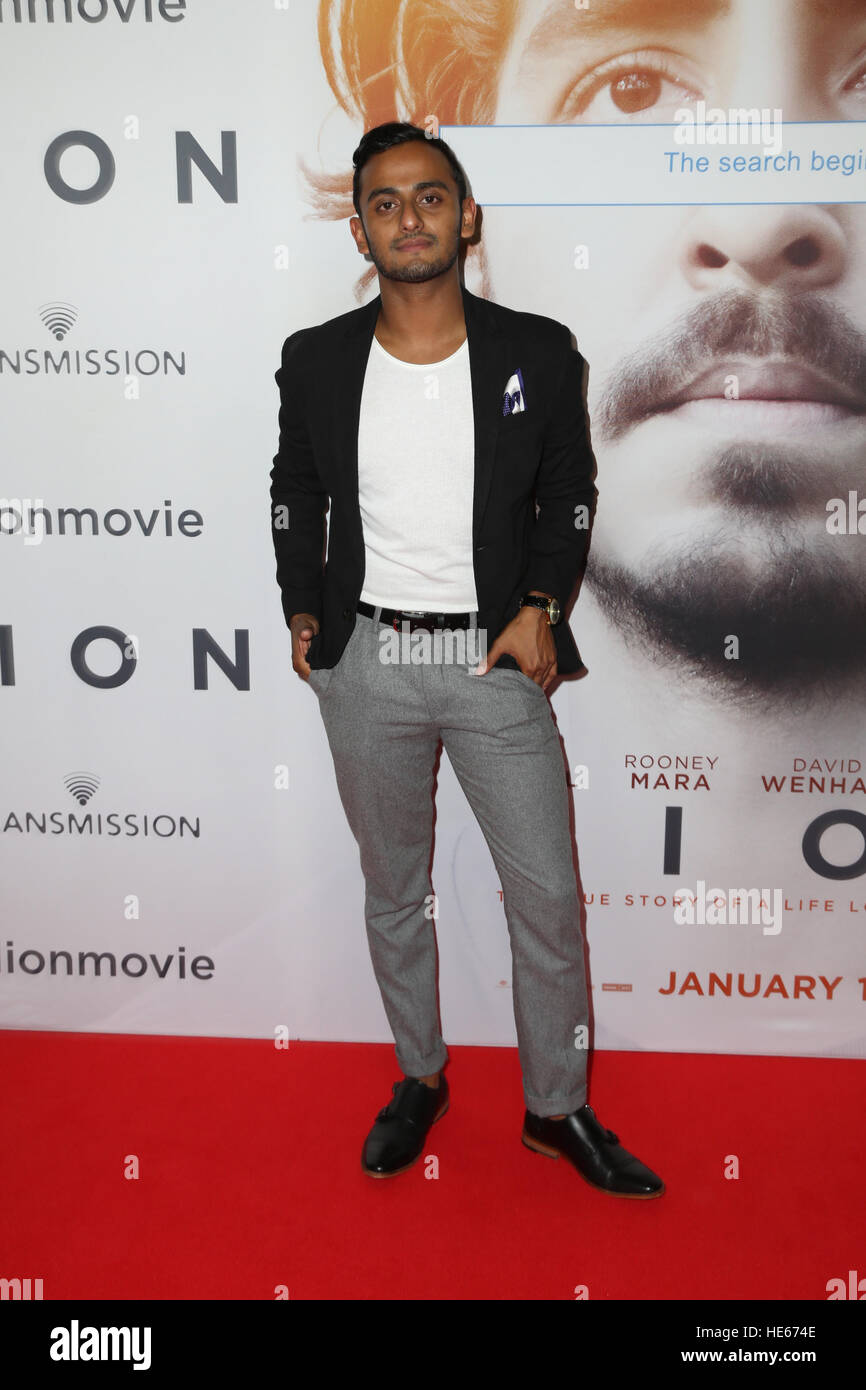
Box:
[1,303,185,378]
[38,302,78,342]
[63,772,100,806]
[4,774,200,840]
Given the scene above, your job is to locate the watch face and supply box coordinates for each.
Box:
[549,598,560,625]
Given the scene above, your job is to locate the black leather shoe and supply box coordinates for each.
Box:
[362,1075,449,1178]
[522,1104,664,1198]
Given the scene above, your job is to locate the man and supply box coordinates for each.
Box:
[271,121,663,1197]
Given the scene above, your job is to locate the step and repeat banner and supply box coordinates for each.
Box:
[2,0,865,1061]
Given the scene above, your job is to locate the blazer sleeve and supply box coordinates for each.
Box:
[523,322,596,606]
[269,330,328,627]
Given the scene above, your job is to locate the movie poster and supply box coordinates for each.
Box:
[1,1,863,1062]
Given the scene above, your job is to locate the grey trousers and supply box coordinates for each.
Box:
[308,609,590,1117]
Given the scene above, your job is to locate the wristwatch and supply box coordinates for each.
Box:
[520,593,561,626]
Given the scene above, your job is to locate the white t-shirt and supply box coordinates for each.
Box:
[357,335,478,611]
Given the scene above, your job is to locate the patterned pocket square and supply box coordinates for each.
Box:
[502,367,526,416]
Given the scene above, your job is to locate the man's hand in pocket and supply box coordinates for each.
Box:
[290,613,319,680]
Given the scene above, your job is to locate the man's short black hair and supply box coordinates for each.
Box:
[351,121,469,219]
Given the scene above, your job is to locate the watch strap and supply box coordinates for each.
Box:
[520,594,550,614]
[520,593,559,624]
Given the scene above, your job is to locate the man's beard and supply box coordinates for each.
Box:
[588,528,866,706]
[367,227,461,284]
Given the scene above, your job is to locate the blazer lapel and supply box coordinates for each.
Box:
[330,282,510,564]
[334,294,380,566]
[461,284,509,543]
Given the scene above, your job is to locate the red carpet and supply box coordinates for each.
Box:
[2,1031,863,1300]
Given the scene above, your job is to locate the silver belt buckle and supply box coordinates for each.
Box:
[396,609,433,633]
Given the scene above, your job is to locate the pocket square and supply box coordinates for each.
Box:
[502,368,526,416]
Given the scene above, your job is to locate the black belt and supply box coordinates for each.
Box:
[357,600,473,632]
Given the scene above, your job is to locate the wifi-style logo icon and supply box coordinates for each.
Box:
[39,302,78,341]
[64,772,100,806]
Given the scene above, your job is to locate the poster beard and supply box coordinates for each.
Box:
[584,288,866,702]
[588,509,866,703]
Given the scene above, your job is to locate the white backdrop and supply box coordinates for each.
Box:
[1,0,864,1062]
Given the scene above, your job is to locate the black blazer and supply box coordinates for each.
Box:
[270,283,596,674]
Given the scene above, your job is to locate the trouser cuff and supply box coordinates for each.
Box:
[524,1085,587,1118]
[395,1043,449,1078]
